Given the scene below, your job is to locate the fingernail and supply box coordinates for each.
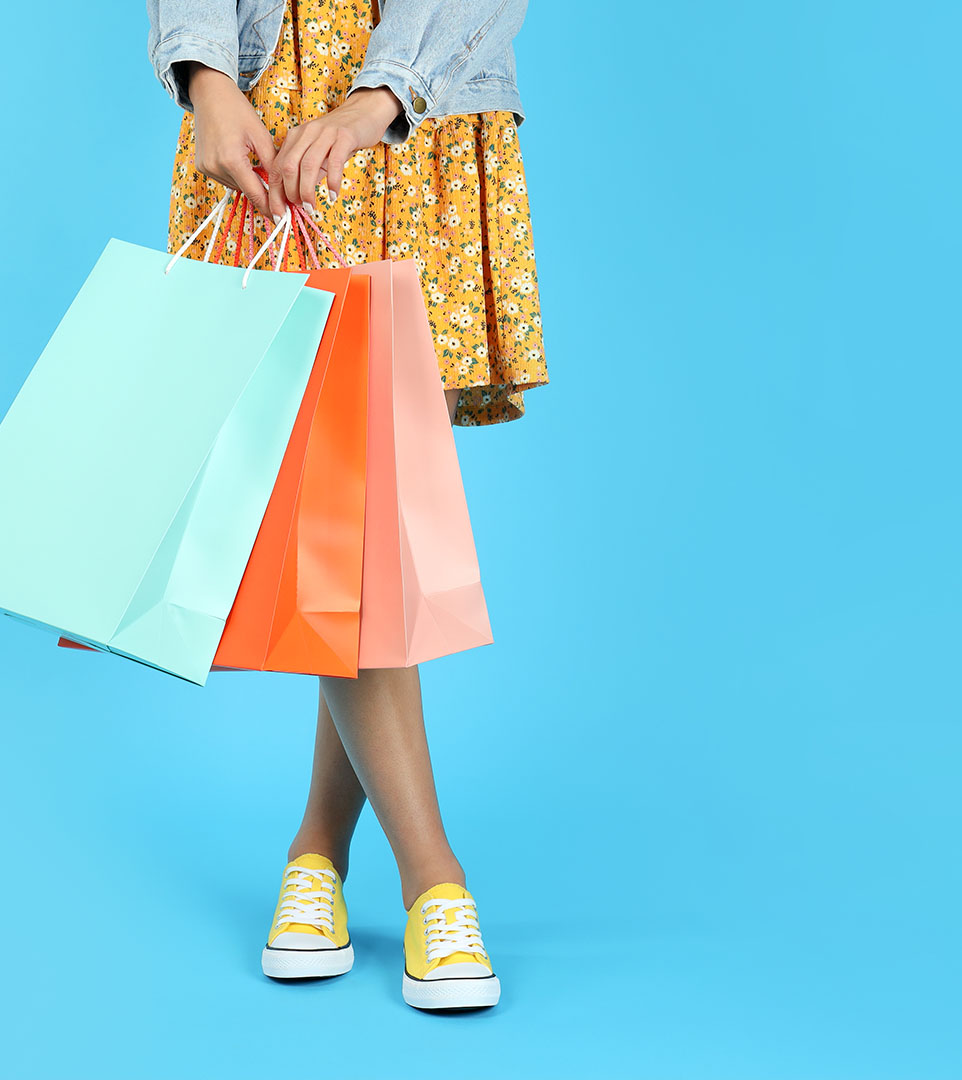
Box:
[327,186,337,203]
[302,201,314,216]
[272,213,282,225]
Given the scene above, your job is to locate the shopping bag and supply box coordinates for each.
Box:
[59,192,371,678]
[211,267,370,676]
[58,184,493,677]
[201,194,492,671]
[1,191,335,685]
[353,256,494,667]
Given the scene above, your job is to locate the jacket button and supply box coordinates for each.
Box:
[412,95,427,113]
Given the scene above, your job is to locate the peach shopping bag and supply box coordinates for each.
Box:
[352,255,494,668]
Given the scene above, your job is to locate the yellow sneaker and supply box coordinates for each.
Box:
[401,882,501,1009]
[261,853,354,979]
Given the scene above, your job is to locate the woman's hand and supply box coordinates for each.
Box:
[185,63,278,220]
[265,87,403,221]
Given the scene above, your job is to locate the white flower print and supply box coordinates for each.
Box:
[169,3,546,427]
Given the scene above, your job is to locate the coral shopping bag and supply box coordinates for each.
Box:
[0,190,335,686]
[352,255,494,667]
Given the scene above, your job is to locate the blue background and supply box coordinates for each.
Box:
[1,1,960,1077]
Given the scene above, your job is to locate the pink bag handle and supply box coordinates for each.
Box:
[250,164,350,271]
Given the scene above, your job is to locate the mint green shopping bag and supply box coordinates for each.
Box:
[0,195,335,686]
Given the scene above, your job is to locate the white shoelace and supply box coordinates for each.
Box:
[274,866,337,934]
[420,897,488,962]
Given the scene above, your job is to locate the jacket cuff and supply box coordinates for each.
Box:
[345,61,437,145]
[151,33,239,112]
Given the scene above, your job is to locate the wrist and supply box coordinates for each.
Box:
[346,85,403,125]
[184,62,237,104]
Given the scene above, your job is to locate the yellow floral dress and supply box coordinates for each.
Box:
[167,0,549,426]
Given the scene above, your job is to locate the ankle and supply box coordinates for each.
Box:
[287,836,350,882]
[401,858,466,911]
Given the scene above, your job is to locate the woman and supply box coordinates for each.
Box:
[147,0,549,1010]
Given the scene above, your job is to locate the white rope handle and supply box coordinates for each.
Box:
[202,195,229,262]
[163,189,233,275]
[243,207,293,289]
[163,181,297,288]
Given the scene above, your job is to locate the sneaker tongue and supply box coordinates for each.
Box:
[288,853,336,873]
[419,882,471,907]
[419,883,476,932]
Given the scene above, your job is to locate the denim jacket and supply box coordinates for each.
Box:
[146,0,528,144]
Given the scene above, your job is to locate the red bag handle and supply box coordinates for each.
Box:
[209,165,350,271]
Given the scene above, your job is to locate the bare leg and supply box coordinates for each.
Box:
[318,665,464,910]
[287,690,367,880]
[288,385,465,908]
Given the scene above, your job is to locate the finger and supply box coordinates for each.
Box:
[298,142,330,210]
[323,131,355,201]
[265,124,297,220]
[267,123,308,218]
[292,126,336,211]
[265,161,288,223]
[193,156,231,191]
[266,150,297,222]
[197,166,229,191]
[226,156,273,220]
[245,151,276,220]
[249,125,278,191]
[200,170,242,211]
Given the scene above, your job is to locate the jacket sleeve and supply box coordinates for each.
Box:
[146,0,240,112]
[344,0,528,144]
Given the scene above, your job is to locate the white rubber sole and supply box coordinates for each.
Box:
[402,970,501,1010]
[261,942,354,979]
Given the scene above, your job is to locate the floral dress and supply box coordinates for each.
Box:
[167,0,549,426]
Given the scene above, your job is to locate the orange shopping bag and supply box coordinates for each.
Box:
[210,265,369,676]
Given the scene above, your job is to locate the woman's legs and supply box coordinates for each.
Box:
[315,665,464,911]
[286,690,367,879]
[287,386,465,910]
